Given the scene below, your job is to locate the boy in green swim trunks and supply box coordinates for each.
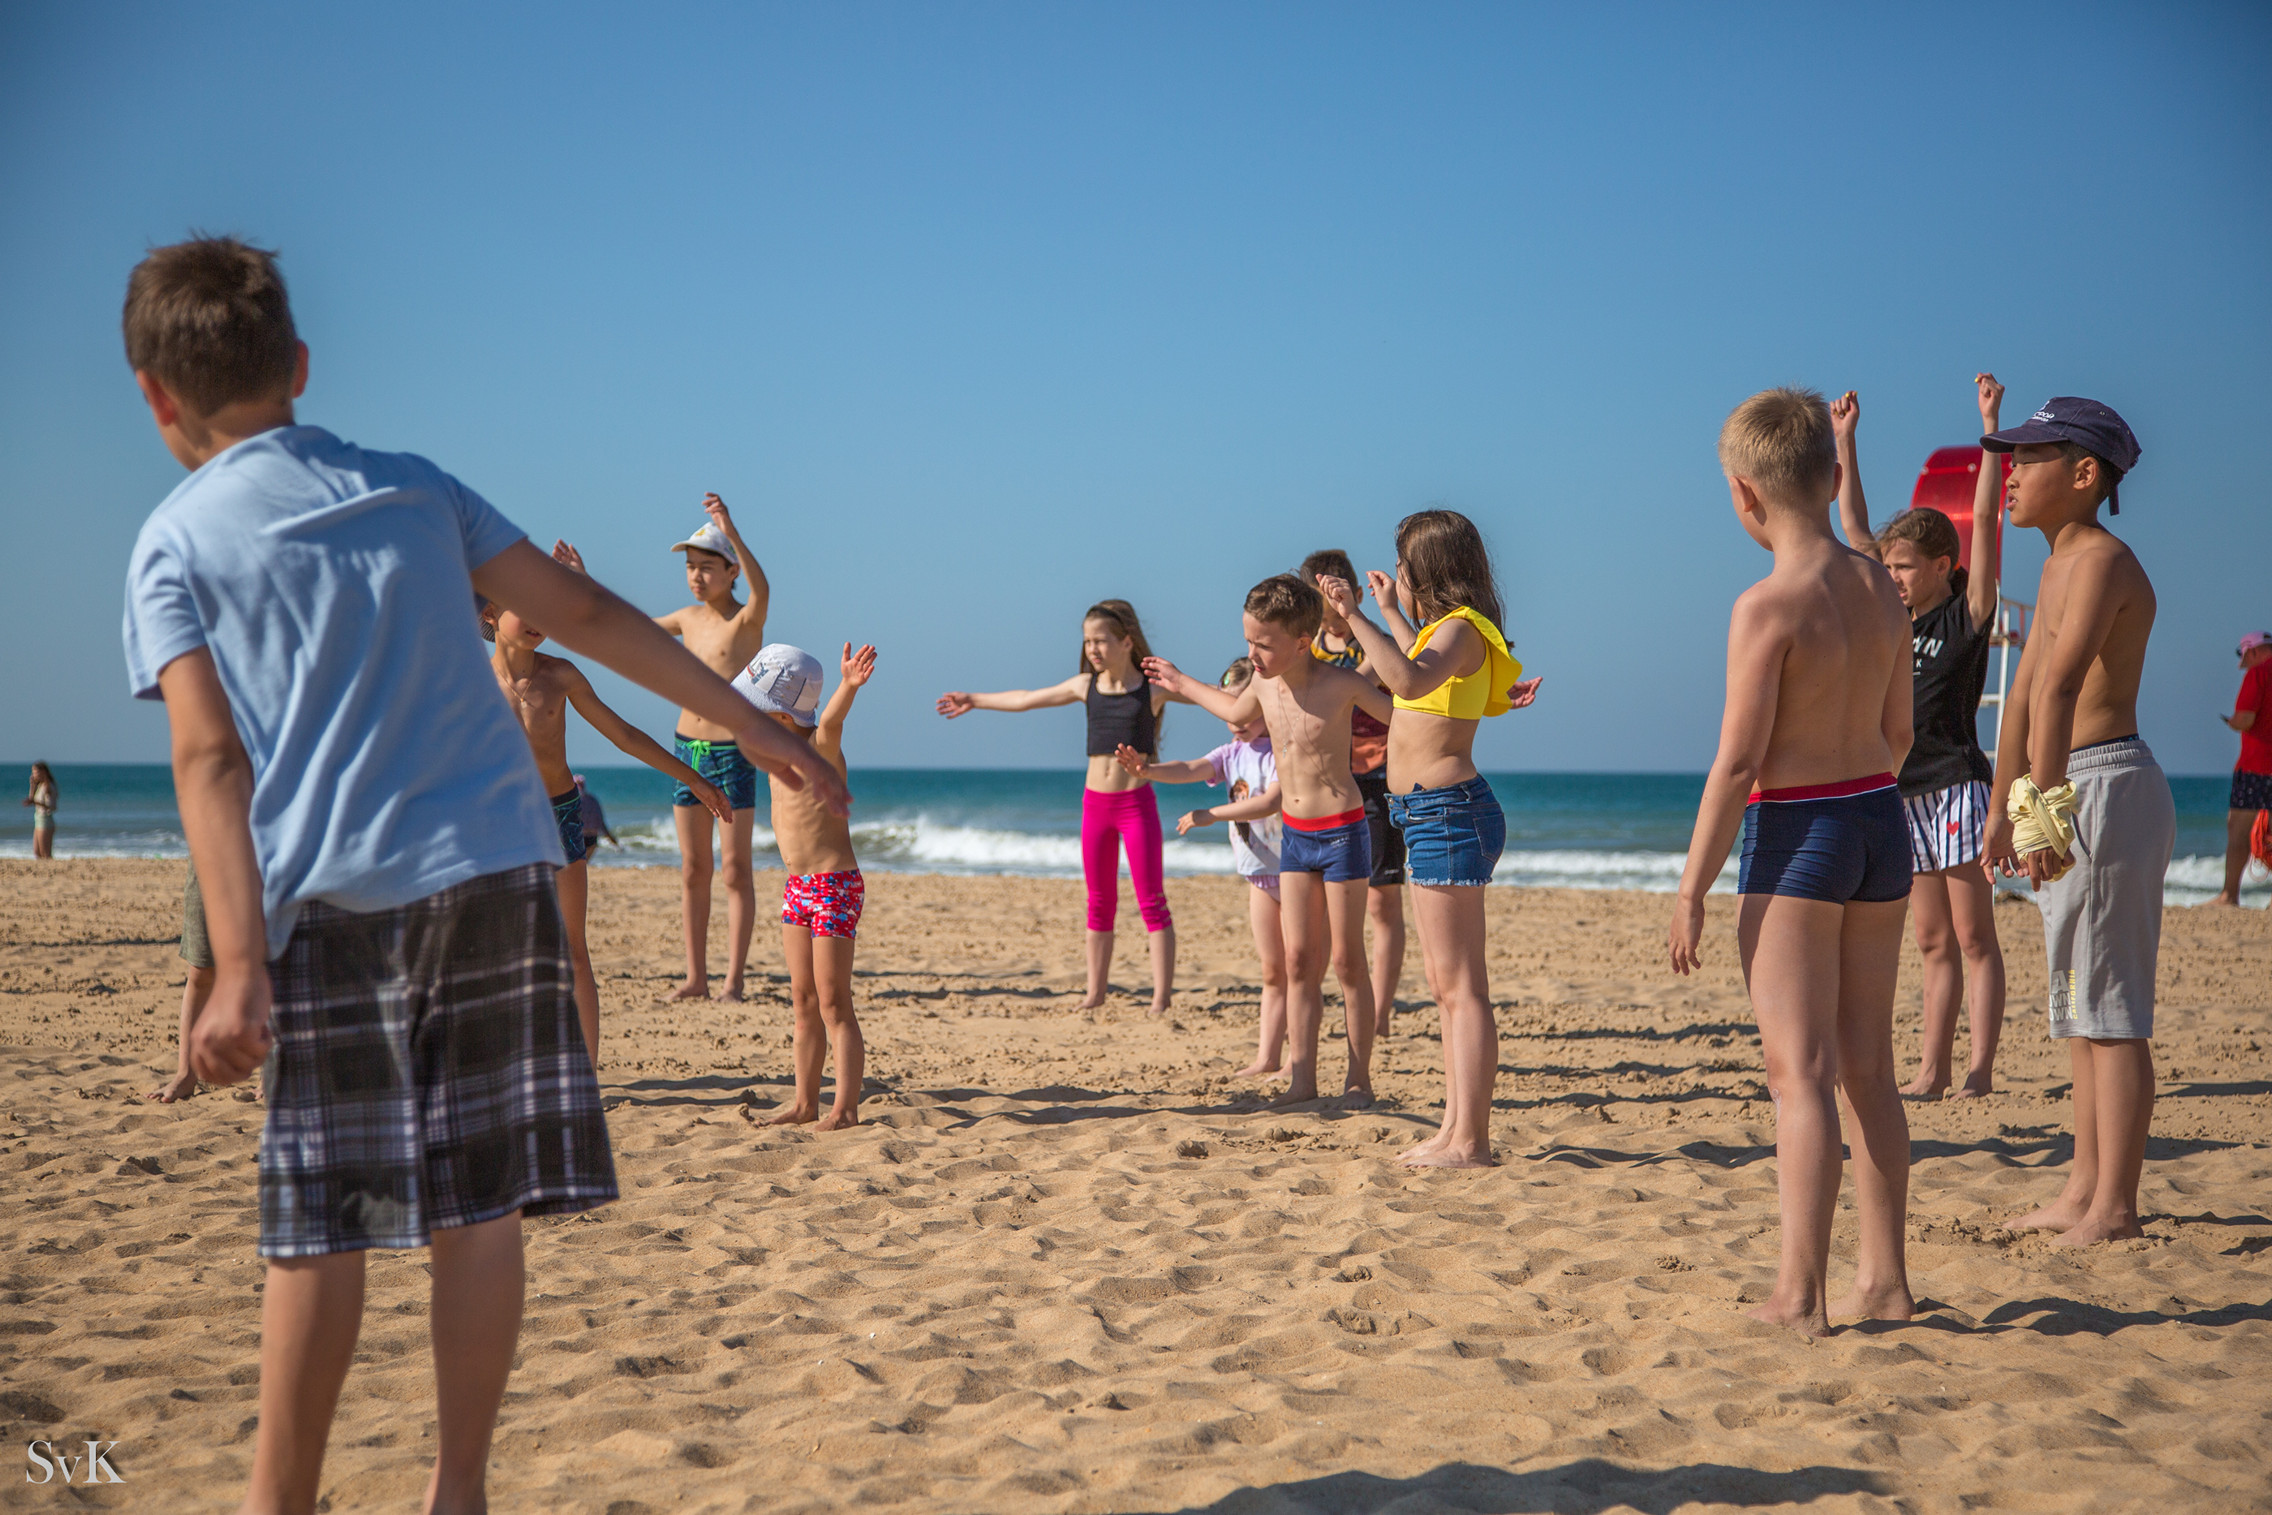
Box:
[656,497,772,1001]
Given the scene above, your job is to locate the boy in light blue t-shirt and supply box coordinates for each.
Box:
[120,236,850,1515]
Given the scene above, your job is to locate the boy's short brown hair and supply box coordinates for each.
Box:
[1244,574,1323,638]
[1298,548,1357,592]
[1719,387,1836,507]
[123,236,299,417]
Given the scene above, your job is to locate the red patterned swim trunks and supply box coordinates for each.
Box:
[782,869,864,938]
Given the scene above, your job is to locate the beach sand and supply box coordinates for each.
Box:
[2,858,2268,1512]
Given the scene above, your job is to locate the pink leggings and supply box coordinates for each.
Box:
[1081,787,1173,934]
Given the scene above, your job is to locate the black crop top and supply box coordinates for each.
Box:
[1085,673,1157,757]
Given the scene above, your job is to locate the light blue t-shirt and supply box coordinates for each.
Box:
[122,425,563,957]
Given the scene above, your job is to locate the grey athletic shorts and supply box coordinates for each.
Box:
[2038,737,2174,1042]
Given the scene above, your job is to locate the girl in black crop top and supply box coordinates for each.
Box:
[935,599,1186,1016]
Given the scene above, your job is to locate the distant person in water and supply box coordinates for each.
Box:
[482,540,732,1066]
[656,496,772,1002]
[937,600,1191,1015]
[1834,379,2009,1099]
[2214,630,2272,907]
[24,762,56,860]
[575,776,617,849]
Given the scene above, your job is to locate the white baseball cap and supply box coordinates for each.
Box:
[733,644,824,727]
[670,522,738,564]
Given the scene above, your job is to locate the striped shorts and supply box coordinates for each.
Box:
[258,864,617,1257]
[1901,780,1990,874]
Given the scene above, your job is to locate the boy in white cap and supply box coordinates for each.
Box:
[741,641,876,1130]
[658,494,771,1001]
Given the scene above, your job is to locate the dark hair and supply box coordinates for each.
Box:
[1394,509,1503,631]
[1244,574,1324,638]
[475,595,498,643]
[1875,507,1961,565]
[1298,548,1358,595]
[28,762,55,791]
[1078,600,1155,675]
[2057,442,2125,509]
[123,236,299,416]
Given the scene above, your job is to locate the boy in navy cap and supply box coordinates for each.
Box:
[1979,395,2173,1247]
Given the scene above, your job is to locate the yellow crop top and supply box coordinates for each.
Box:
[1392,607,1522,720]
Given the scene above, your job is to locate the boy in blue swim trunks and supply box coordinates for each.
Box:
[657,497,772,1001]
[1148,575,1394,1110]
[119,237,846,1514]
[481,546,733,1066]
[1670,387,1917,1339]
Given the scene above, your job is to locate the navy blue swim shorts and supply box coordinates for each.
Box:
[1280,809,1374,884]
[1739,774,1912,904]
[550,787,589,866]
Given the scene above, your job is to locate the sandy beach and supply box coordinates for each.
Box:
[1,857,2267,1512]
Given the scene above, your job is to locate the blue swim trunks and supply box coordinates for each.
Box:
[1388,773,1505,888]
[550,788,589,866]
[673,734,758,810]
[1739,775,1911,904]
[1279,810,1374,883]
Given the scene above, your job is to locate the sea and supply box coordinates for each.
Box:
[5,764,2262,907]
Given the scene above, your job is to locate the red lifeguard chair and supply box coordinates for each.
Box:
[1909,447,2029,746]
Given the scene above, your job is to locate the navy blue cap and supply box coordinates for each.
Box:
[1981,397,2141,512]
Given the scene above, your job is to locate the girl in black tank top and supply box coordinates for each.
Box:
[934,599,1179,1017]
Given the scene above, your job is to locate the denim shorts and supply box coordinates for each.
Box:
[1388,774,1505,887]
[673,734,758,810]
[1280,813,1374,883]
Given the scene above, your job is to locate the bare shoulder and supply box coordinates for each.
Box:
[1729,576,1796,634]
[537,652,590,691]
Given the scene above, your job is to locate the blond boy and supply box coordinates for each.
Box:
[658,496,771,1001]
[1147,575,1393,1108]
[1669,387,1916,1338]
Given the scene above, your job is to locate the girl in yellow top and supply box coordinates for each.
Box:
[1318,510,1539,1169]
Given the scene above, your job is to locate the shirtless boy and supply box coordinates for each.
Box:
[1670,387,1916,1338]
[482,539,732,1064]
[657,495,771,1000]
[1979,398,2167,1247]
[743,642,874,1131]
[1147,575,1394,1107]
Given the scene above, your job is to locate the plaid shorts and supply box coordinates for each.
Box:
[258,864,617,1258]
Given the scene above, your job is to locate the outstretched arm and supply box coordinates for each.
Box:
[558,663,732,824]
[472,540,848,813]
[1142,657,1261,724]
[937,673,1087,717]
[704,494,770,635]
[1115,744,1216,785]
[1669,595,1788,974]
[1320,576,1480,701]
[1966,375,2005,631]
[1832,390,1876,559]
[1178,781,1283,834]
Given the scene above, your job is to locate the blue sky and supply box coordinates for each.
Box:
[4,2,2267,773]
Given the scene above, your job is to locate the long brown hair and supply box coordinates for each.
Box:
[1395,509,1504,632]
[28,762,55,797]
[1077,600,1155,676]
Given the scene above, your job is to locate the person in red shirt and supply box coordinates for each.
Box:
[2215,630,2272,906]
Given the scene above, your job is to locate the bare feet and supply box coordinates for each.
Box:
[1899,1069,1950,1100]
[145,1071,199,1103]
[1338,1086,1376,1111]
[813,1109,861,1132]
[1400,1130,1451,1163]
[716,979,746,1004]
[667,980,709,1002]
[1828,1281,1916,1324]
[2050,1213,2144,1247]
[1399,1140,1494,1169]
[1231,1059,1282,1079]
[1148,997,1173,1019]
[2006,1198,2091,1233]
[1266,1081,1322,1108]
[765,1105,817,1127]
[1746,1297,1830,1339]
[1951,1070,1993,1099]
[1078,991,1109,1011]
